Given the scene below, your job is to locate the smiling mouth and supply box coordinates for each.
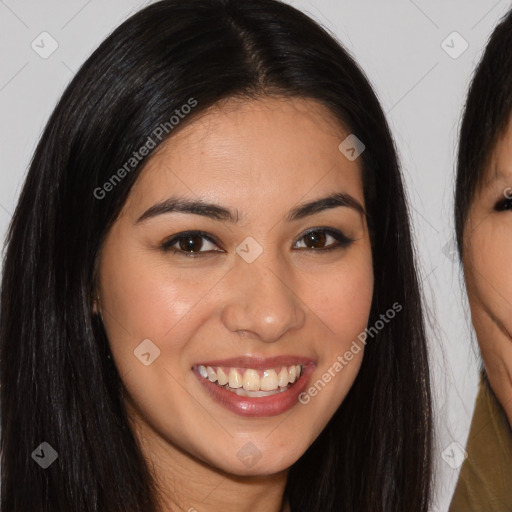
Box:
[197,364,304,397]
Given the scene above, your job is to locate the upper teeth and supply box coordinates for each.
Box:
[198,364,303,392]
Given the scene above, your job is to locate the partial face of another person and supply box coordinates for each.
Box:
[95,96,374,476]
[464,115,512,428]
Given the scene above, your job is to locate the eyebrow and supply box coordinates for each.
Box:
[135,192,366,224]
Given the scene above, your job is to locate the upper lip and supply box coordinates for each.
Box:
[193,355,316,370]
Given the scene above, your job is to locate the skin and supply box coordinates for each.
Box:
[94,96,373,511]
[463,115,512,428]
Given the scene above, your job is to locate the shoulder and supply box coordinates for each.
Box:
[448,376,512,511]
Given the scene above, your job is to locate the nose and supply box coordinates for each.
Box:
[220,255,306,343]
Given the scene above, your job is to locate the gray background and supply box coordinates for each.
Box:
[1,1,510,510]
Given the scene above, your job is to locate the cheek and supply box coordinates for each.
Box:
[468,228,512,320]
[306,253,374,340]
[101,246,216,333]
[98,243,226,378]
[297,250,373,406]
[319,274,372,324]
[97,252,214,444]
[466,228,512,418]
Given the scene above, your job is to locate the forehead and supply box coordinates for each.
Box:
[126,96,364,215]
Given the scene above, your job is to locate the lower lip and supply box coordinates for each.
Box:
[194,364,316,417]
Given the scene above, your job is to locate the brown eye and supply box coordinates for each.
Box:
[178,234,204,252]
[161,231,221,256]
[294,228,354,250]
[303,231,327,249]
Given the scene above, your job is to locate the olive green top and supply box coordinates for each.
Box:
[449,376,512,512]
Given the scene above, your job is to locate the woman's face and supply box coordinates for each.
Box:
[463,116,512,427]
[96,96,373,477]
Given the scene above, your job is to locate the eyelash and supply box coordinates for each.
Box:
[160,228,354,258]
[495,197,512,211]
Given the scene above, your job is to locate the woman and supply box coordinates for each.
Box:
[449,8,512,511]
[0,1,432,510]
